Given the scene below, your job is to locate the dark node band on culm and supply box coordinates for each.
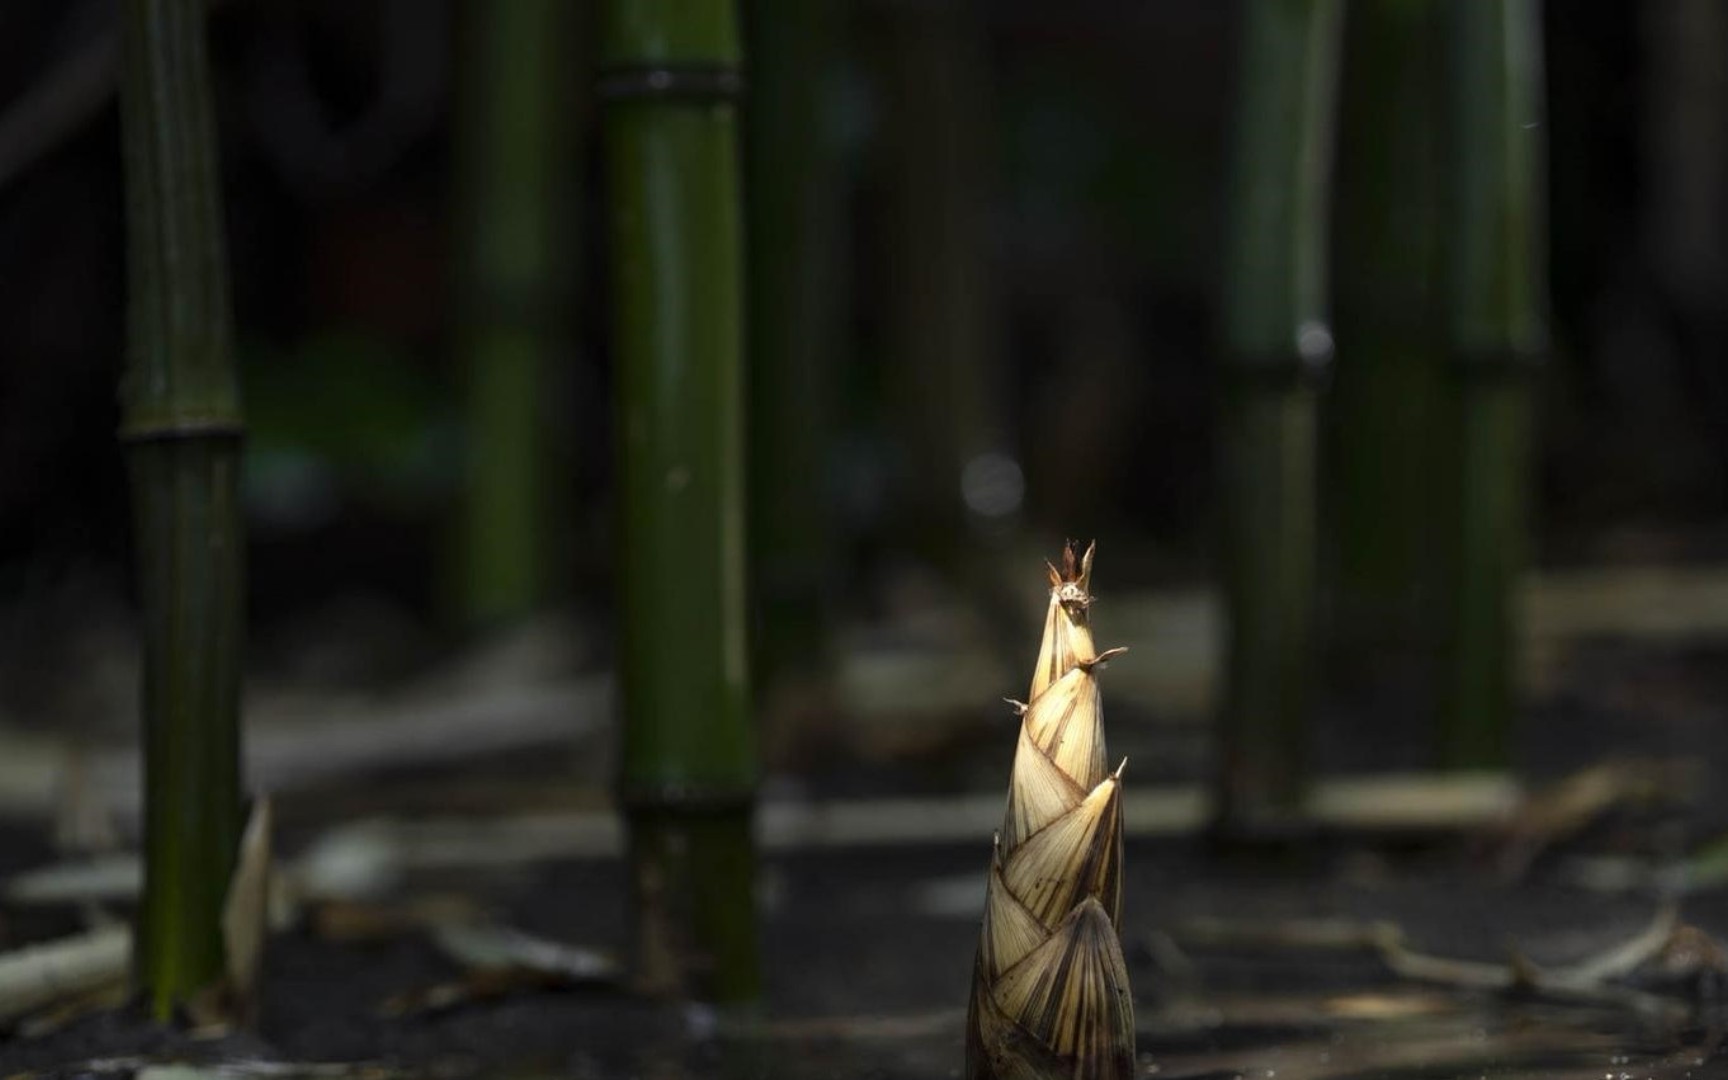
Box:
[598,65,745,103]
[1450,345,1548,375]
[1220,350,1334,389]
[119,419,246,442]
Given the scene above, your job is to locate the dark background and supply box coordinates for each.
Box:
[0,0,1723,748]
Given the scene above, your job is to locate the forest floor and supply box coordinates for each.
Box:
[3,828,1727,1079]
[0,557,1726,1078]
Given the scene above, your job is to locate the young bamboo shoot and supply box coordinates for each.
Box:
[968,543,1135,1080]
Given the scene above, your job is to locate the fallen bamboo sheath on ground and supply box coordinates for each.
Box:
[967,544,1135,1080]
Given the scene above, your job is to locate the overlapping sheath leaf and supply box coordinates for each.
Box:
[967,543,1135,1080]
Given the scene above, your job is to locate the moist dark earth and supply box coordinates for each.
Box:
[2,639,1727,1079]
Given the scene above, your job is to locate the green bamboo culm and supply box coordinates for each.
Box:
[599,0,760,1001]
[1328,0,1447,666]
[451,0,576,628]
[878,0,999,558]
[745,0,841,688]
[1217,0,1343,834]
[1439,0,1546,769]
[119,0,245,1019]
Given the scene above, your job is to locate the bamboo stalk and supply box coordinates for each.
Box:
[599,0,759,1001]
[1328,0,1447,663]
[450,0,576,628]
[968,543,1135,1080]
[1439,0,1546,769]
[745,0,841,685]
[876,0,1002,558]
[1216,0,1343,833]
[119,0,246,1019]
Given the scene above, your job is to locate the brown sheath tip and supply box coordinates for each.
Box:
[1077,646,1129,672]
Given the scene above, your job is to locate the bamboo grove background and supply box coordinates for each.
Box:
[3,0,1718,619]
[0,0,1726,1014]
[4,2,1723,629]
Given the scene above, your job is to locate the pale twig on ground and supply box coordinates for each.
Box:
[378,922,615,1020]
[6,771,1523,913]
[1174,903,1695,1020]
[0,923,129,1024]
[0,677,612,828]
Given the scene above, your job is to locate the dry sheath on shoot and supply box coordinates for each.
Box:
[968,543,1135,1080]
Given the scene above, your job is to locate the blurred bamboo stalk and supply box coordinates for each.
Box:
[1217,0,1342,834]
[877,0,1004,557]
[1439,0,1546,769]
[746,0,841,686]
[599,0,760,1000]
[450,0,576,628]
[1328,0,1446,665]
[119,0,245,1018]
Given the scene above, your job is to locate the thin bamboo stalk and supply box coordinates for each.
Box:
[1216,0,1343,833]
[1439,0,1546,769]
[1328,0,1447,662]
[599,0,759,1001]
[745,0,841,685]
[876,0,1000,558]
[1217,389,1318,820]
[119,0,246,1018]
[450,0,575,627]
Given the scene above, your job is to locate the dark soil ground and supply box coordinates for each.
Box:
[6,836,1728,1079]
[2,638,1727,1079]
